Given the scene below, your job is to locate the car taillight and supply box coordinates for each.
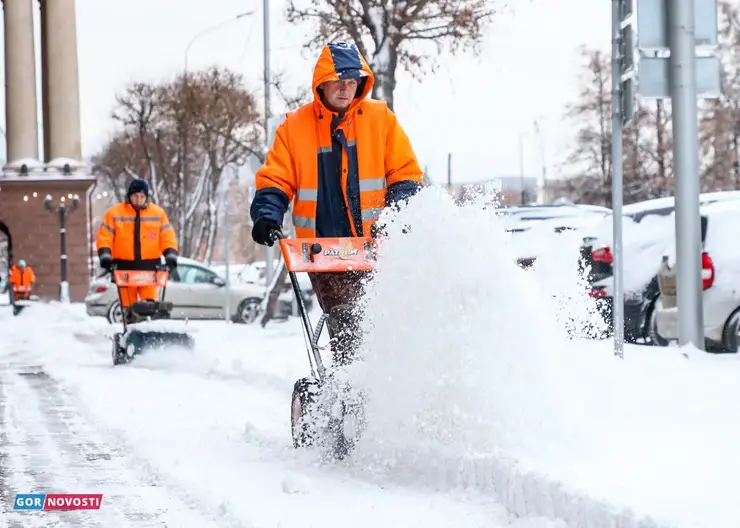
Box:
[95,285,107,293]
[592,246,613,264]
[589,288,607,297]
[702,251,714,290]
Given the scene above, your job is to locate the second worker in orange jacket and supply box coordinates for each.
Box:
[96,179,178,314]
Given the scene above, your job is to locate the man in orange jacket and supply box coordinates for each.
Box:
[5,259,35,303]
[250,40,423,364]
[96,179,178,323]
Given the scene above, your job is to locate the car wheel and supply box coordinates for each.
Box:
[722,310,740,353]
[646,300,669,347]
[235,298,262,324]
[106,301,123,325]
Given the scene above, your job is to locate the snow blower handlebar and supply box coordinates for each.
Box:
[269,230,327,380]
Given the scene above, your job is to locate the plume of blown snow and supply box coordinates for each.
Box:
[524,227,608,340]
[349,186,592,470]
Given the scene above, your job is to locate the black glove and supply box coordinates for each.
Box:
[163,249,178,270]
[252,218,281,246]
[98,251,113,271]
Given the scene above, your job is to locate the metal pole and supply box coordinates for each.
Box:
[519,133,525,204]
[534,120,546,204]
[668,0,704,349]
[611,0,624,358]
[59,205,69,303]
[263,0,274,286]
[447,153,452,191]
[223,180,231,322]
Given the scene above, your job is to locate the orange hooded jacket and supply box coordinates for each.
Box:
[9,265,35,287]
[250,41,423,238]
[96,201,178,271]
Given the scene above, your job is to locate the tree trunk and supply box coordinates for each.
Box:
[656,100,667,196]
[370,41,399,110]
[260,259,289,328]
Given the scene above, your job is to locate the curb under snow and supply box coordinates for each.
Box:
[354,446,672,528]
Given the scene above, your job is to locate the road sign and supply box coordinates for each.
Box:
[638,55,721,98]
[637,0,718,49]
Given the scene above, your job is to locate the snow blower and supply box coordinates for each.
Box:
[10,284,35,316]
[270,230,376,459]
[110,265,194,366]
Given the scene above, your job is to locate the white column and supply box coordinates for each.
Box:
[3,0,40,167]
[40,0,83,166]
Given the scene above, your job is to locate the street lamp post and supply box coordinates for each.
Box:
[44,193,80,303]
[263,0,275,287]
[222,168,235,323]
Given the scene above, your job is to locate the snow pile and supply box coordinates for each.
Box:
[353,186,592,466]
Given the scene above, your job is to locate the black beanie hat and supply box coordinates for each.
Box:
[127,179,149,198]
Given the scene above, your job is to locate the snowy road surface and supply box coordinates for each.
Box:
[0,303,564,528]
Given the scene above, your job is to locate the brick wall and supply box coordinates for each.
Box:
[0,179,94,302]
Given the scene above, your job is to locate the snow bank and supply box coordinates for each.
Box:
[333,187,740,527]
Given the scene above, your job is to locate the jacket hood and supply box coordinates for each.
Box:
[312,41,374,114]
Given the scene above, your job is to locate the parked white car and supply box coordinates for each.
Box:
[655,200,740,351]
[84,257,312,324]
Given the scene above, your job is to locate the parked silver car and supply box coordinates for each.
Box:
[84,257,312,324]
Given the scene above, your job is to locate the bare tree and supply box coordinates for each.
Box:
[561,47,672,205]
[94,66,263,260]
[181,67,263,263]
[286,0,496,109]
[562,48,613,205]
[697,1,740,191]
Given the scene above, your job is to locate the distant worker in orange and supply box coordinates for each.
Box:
[96,179,178,323]
[5,259,35,300]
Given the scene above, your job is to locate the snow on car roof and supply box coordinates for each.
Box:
[622,190,740,215]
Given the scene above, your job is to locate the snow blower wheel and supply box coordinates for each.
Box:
[291,377,321,448]
[111,333,129,366]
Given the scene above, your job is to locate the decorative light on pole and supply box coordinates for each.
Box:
[44,193,80,303]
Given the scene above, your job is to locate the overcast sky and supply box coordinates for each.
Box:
[0,0,610,184]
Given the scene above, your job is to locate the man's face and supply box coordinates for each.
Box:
[321,79,359,112]
[130,192,147,208]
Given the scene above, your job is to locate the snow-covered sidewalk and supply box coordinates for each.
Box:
[1,302,554,528]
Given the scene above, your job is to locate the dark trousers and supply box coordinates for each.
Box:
[308,271,369,365]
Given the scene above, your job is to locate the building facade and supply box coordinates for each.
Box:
[0,0,94,302]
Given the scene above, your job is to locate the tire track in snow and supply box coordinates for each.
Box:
[1,367,89,527]
[0,365,251,527]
